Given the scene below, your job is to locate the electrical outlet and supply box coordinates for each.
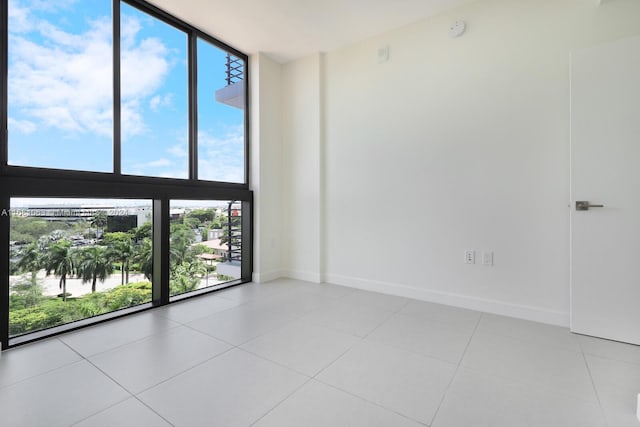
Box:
[482,251,494,266]
[465,250,475,264]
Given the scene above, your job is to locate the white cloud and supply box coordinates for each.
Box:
[130,157,188,176]
[7,0,78,33]
[149,93,173,111]
[198,126,245,183]
[8,1,33,33]
[8,117,36,134]
[8,2,174,141]
[121,99,146,138]
[147,158,172,168]
[198,125,244,148]
[168,143,188,158]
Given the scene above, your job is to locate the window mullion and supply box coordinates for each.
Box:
[1,0,8,171]
[188,34,198,180]
[0,189,9,350]
[152,199,170,306]
[113,0,122,175]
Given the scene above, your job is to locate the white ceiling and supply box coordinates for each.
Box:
[146,0,474,63]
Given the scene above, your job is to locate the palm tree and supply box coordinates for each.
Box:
[170,223,195,266]
[133,238,153,282]
[44,240,74,302]
[16,242,42,286]
[76,246,114,293]
[90,211,108,239]
[130,222,152,243]
[170,260,207,295]
[106,234,133,285]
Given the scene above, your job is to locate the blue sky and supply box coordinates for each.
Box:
[7,0,245,182]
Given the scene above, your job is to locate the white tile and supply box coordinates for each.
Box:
[155,294,241,324]
[365,313,473,363]
[73,398,171,427]
[254,380,422,427]
[579,334,640,366]
[59,311,180,357]
[187,305,295,345]
[338,290,409,312]
[317,341,456,424]
[0,360,129,427]
[242,320,360,376]
[477,314,582,353]
[586,355,640,427]
[138,348,307,427]
[0,338,82,388]
[215,281,295,303]
[89,326,231,393]
[295,282,355,299]
[259,278,309,292]
[301,299,394,337]
[248,291,338,318]
[432,369,606,427]
[399,300,481,333]
[461,331,598,402]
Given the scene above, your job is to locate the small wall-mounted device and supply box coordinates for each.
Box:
[449,20,466,38]
[378,45,389,63]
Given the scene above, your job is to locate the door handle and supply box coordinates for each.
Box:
[576,201,605,211]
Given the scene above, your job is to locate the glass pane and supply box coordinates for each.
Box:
[169,200,242,298]
[197,39,246,183]
[9,198,153,337]
[120,3,188,178]
[7,0,113,172]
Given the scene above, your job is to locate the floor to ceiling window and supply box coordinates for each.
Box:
[9,198,153,337]
[169,200,243,298]
[0,0,252,349]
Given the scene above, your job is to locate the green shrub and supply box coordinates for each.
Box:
[9,281,153,336]
[103,281,152,311]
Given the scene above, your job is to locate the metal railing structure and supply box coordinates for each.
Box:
[225,54,244,86]
[226,201,242,262]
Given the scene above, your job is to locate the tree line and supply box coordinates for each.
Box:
[9,208,234,336]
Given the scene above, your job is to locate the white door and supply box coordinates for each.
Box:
[570,35,640,345]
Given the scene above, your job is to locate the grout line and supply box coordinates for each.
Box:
[311,342,361,379]
[132,345,238,395]
[238,346,315,379]
[59,336,87,359]
[578,339,611,427]
[181,322,240,348]
[313,377,427,426]
[132,395,177,427]
[248,377,314,426]
[0,338,86,390]
[360,309,398,340]
[69,395,137,426]
[428,310,483,426]
[57,315,182,359]
[153,301,247,325]
[54,343,143,426]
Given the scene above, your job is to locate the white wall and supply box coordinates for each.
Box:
[277,0,640,325]
[281,54,325,282]
[250,53,284,282]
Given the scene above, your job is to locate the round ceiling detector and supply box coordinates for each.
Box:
[449,20,466,38]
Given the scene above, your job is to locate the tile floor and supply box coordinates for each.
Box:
[1,278,639,426]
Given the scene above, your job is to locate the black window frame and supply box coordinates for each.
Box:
[0,0,253,350]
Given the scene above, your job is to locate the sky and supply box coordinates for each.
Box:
[7,0,245,183]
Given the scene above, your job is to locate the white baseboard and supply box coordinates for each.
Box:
[283,270,323,284]
[325,274,569,327]
[252,270,285,283]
